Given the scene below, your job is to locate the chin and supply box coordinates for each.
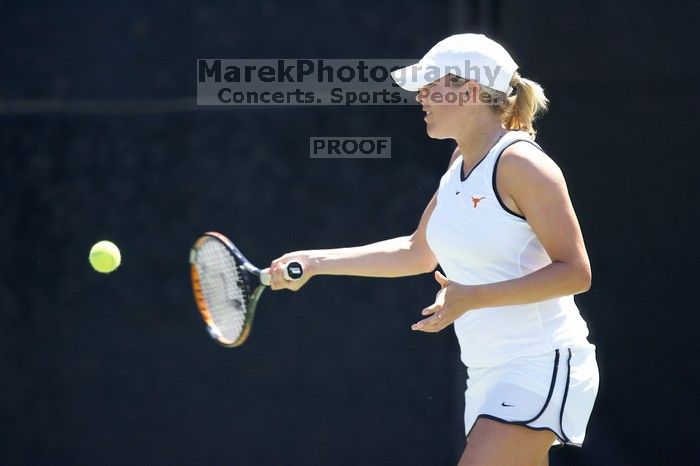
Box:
[426,127,449,140]
[424,121,452,140]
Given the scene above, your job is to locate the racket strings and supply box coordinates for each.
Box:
[194,239,248,343]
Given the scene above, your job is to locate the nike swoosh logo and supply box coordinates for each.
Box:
[501,402,514,407]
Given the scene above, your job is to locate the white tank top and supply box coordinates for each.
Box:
[426,131,591,367]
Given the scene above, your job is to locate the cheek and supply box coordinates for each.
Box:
[427,105,466,138]
[435,103,465,124]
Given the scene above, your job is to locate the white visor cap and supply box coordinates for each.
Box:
[391,34,518,95]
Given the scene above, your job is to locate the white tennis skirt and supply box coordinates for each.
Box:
[464,345,599,446]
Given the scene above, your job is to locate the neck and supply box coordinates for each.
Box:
[455,113,508,167]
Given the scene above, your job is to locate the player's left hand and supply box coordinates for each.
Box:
[412,271,473,333]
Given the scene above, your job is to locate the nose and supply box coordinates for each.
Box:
[415,87,427,104]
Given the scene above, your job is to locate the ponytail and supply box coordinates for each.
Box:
[499,72,549,139]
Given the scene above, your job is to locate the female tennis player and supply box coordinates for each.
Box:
[268,34,598,466]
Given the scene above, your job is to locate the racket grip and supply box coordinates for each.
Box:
[259,261,304,286]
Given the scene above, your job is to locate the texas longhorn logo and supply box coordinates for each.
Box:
[471,196,486,208]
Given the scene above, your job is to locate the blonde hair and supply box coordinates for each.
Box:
[449,72,549,139]
[497,72,549,139]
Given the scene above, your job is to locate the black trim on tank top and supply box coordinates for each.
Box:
[460,132,510,182]
[460,153,488,182]
[491,139,544,220]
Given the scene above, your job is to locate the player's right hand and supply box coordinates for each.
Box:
[269,252,314,291]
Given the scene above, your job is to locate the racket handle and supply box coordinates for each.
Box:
[259,261,304,286]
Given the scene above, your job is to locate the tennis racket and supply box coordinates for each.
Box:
[189,231,303,347]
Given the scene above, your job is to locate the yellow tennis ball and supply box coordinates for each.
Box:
[89,240,121,273]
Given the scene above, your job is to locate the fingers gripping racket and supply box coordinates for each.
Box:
[189,232,303,347]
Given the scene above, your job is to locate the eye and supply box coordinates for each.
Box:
[447,76,465,87]
[420,82,435,93]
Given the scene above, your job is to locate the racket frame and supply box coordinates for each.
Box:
[190,232,265,348]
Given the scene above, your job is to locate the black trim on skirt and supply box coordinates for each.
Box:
[523,349,559,424]
[558,348,573,444]
[464,349,579,447]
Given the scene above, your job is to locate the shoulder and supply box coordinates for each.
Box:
[498,140,566,193]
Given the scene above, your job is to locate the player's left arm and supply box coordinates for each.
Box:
[478,141,592,303]
[414,142,592,331]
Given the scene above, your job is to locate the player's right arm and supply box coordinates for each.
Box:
[269,148,460,291]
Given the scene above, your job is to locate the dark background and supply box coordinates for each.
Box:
[1,1,698,465]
